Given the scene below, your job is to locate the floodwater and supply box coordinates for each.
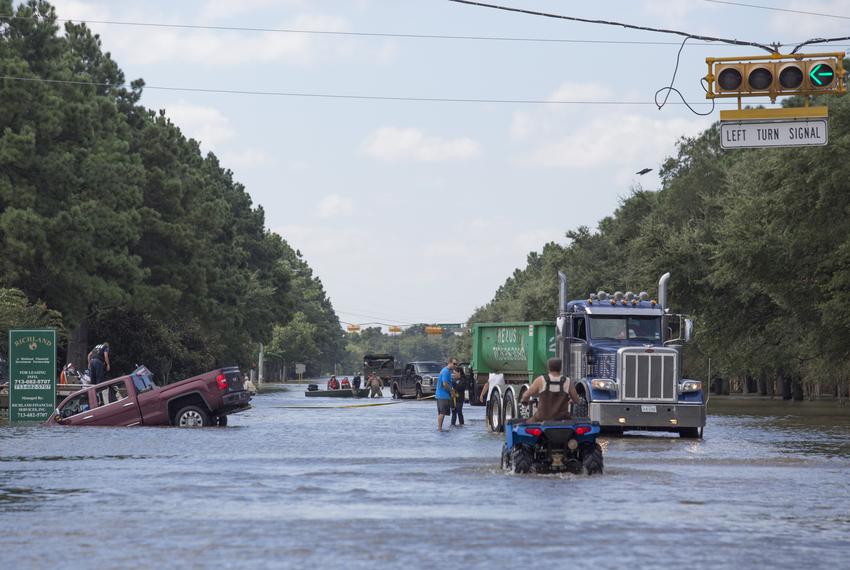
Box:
[2,388,850,569]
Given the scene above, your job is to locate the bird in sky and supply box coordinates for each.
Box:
[636,168,653,176]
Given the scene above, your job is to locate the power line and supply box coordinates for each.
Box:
[448,0,779,53]
[0,75,774,106]
[4,14,847,49]
[0,14,762,47]
[703,0,850,20]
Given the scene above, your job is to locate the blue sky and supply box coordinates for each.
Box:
[47,0,850,328]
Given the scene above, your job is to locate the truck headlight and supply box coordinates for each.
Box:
[591,378,617,392]
[680,380,702,393]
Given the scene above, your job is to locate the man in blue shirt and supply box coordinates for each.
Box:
[436,357,458,431]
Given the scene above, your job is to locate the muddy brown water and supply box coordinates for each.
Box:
[2,389,849,569]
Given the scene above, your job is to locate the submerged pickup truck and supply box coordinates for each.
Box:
[46,365,251,427]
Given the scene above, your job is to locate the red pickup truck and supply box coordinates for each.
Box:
[46,365,251,427]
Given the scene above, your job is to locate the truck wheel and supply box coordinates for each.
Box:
[415,384,423,399]
[502,394,517,427]
[573,394,589,419]
[500,443,511,470]
[679,427,702,439]
[392,384,401,399]
[511,444,533,474]
[174,405,210,428]
[581,442,604,475]
[487,393,503,432]
[215,415,228,427]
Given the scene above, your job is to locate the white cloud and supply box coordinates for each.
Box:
[766,1,850,38]
[219,148,271,169]
[362,127,482,162]
[527,114,708,170]
[547,82,615,103]
[317,194,354,219]
[200,0,287,22]
[162,103,235,150]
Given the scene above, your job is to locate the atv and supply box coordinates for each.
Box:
[501,419,604,475]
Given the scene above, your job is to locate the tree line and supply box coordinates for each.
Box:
[0,1,345,381]
[469,75,850,401]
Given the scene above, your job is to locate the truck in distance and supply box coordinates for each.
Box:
[47,365,251,427]
[362,353,397,387]
[390,361,444,399]
[473,272,706,438]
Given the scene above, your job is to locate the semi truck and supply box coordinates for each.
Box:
[472,272,706,438]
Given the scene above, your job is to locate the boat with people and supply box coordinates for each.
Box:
[304,376,370,398]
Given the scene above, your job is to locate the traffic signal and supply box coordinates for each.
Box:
[424,326,444,335]
[706,52,846,102]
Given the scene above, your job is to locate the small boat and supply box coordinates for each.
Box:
[305,388,371,398]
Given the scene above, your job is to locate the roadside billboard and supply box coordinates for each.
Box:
[8,329,57,424]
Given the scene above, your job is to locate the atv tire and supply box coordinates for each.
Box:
[573,394,589,419]
[511,444,534,474]
[679,427,702,439]
[500,443,511,470]
[581,442,604,475]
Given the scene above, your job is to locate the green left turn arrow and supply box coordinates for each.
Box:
[809,63,834,86]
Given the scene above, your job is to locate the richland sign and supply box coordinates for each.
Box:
[8,329,57,424]
[720,119,828,149]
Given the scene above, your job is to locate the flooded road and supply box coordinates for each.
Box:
[2,388,850,569]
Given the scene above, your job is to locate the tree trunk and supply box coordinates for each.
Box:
[721,377,730,395]
[757,377,768,396]
[66,320,89,370]
[792,376,804,401]
[765,377,775,399]
[781,376,792,400]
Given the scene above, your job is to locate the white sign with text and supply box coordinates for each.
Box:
[720,119,828,149]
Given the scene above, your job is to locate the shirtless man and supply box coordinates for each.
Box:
[520,357,580,422]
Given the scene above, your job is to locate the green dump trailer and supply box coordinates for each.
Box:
[470,322,557,422]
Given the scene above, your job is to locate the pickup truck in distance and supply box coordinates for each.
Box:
[391,361,444,399]
[46,365,251,427]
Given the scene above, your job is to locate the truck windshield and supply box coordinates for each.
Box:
[415,363,442,374]
[590,316,661,341]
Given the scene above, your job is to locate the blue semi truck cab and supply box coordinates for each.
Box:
[560,272,706,438]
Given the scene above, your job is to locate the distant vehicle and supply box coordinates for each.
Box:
[502,419,603,475]
[362,353,397,386]
[46,365,251,427]
[391,361,444,399]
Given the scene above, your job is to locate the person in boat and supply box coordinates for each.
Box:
[341,377,351,390]
[327,376,340,390]
[520,357,580,422]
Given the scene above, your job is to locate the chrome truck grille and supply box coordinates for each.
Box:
[618,347,678,402]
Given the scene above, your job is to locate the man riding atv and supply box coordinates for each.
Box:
[503,357,603,475]
[521,357,581,421]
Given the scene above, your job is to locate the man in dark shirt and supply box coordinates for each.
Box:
[87,342,111,385]
[520,357,580,422]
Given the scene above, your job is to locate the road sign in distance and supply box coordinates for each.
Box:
[720,119,828,149]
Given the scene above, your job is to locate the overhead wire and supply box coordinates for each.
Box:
[448,0,779,54]
[0,75,774,106]
[703,0,850,20]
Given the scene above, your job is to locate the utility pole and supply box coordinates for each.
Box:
[258,342,265,387]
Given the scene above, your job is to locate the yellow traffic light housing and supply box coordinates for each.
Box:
[706,52,846,104]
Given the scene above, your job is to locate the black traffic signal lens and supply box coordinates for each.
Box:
[779,66,804,89]
[717,68,743,90]
[748,67,773,90]
[809,62,835,87]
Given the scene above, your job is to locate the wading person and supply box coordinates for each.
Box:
[520,357,580,422]
[352,374,362,397]
[436,358,458,431]
[87,342,111,386]
[367,372,383,398]
[451,365,470,426]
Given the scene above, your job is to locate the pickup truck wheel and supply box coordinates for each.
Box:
[679,427,702,439]
[215,415,228,427]
[573,394,589,419]
[415,384,423,399]
[511,444,533,474]
[175,406,210,428]
[581,442,604,475]
[487,393,503,432]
